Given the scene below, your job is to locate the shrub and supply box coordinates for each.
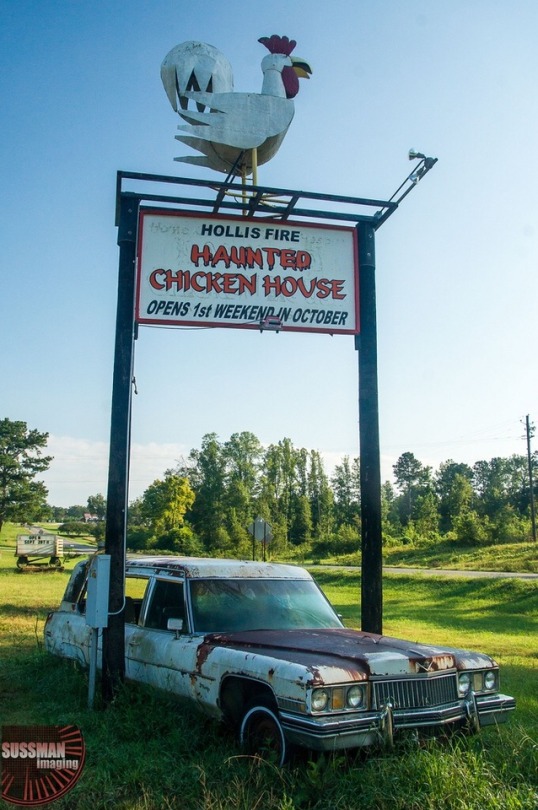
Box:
[57,521,89,537]
[126,525,154,551]
[489,506,532,544]
[312,524,360,558]
[453,510,490,546]
[155,527,204,556]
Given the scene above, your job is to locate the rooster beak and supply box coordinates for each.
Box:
[291,56,312,79]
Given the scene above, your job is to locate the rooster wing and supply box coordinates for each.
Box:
[176,91,295,150]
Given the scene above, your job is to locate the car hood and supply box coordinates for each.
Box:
[200,628,496,679]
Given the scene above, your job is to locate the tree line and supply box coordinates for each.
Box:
[1,419,536,556]
[125,432,537,557]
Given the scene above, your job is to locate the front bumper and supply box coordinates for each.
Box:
[280,693,516,752]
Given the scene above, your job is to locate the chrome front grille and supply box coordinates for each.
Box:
[373,673,457,710]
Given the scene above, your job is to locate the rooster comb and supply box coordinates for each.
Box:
[258,35,297,56]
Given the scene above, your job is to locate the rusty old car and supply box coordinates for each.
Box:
[44,556,515,764]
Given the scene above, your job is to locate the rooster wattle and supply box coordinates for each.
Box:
[160,35,312,177]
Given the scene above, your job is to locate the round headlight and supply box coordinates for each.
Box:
[311,689,329,712]
[458,672,472,697]
[347,685,365,709]
[484,671,497,691]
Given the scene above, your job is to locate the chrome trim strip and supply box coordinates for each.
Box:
[280,692,516,743]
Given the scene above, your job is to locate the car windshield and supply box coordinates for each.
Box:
[189,578,343,633]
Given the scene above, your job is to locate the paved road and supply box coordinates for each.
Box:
[385,566,538,580]
[309,564,538,580]
[64,542,97,553]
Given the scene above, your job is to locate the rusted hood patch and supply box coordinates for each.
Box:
[196,629,485,676]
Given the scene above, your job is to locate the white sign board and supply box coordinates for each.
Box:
[136,211,359,334]
[16,534,63,557]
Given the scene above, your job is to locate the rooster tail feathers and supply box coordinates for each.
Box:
[173,138,241,174]
[161,41,233,112]
[177,109,213,127]
[174,155,213,167]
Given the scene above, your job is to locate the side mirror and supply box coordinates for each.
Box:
[167,617,184,637]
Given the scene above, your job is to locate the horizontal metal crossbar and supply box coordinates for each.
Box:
[115,171,398,228]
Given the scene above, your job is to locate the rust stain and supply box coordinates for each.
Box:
[304,665,327,687]
[195,637,215,672]
[410,654,456,673]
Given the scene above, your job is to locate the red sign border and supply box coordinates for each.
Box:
[135,209,360,335]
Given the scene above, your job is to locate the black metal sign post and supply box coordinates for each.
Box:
[102,193,138,702]
[356,221,383,634]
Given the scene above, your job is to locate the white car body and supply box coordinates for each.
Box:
[44,556,515,763]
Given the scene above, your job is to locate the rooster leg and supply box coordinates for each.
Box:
[252,148,258,185]
[242,166,248,209]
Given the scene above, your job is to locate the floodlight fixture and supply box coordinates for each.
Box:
[373,149,438,227]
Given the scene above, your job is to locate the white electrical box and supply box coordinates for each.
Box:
[86,554,111,628]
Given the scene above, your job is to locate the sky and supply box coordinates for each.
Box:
[1,0,537,507]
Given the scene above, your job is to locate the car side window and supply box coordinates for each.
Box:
[144,579,185,631]
[124,576,150,624]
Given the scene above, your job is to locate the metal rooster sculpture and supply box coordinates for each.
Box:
[161,35,312,180]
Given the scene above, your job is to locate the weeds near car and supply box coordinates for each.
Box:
[0,551,537,809]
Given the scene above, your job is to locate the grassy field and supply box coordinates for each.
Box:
[360,540,537,573]
[304,540,538,574]
[0,533,537,809]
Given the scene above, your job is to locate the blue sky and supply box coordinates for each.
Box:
[1,1,537,506]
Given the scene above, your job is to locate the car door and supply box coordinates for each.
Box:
[45,561,93,666]
[125,576,203,702]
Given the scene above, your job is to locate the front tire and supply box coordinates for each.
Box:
[240,700,287,766]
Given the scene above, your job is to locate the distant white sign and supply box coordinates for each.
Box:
[248,517,273,542]
[136,210,359,334]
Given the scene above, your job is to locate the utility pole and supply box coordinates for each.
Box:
[356,221,383,634]
[525,415,537,542]
[102,192,138,701]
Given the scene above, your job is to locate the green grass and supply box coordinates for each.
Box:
[313,539,538,573]
[0,522,63,547]
[382,540,538,573]
[0,522,20,545]
[1,547,537,808]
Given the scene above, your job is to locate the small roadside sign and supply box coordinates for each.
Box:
[248,517,272,560]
